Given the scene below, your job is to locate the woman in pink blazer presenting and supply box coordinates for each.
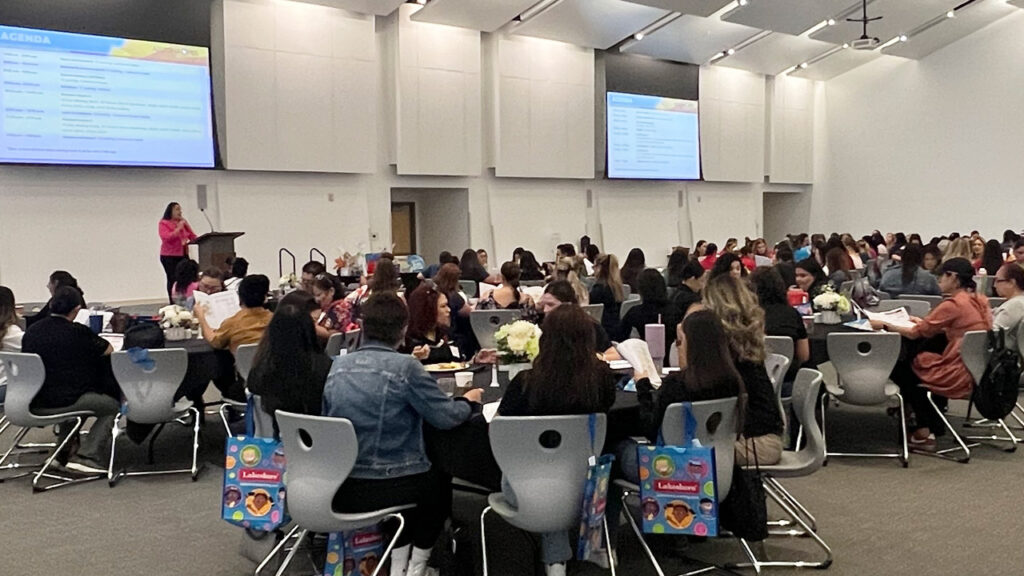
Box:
[159,202,197,304]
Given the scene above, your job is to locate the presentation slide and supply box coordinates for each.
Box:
[607,92,700,180]
[0,25,214,168]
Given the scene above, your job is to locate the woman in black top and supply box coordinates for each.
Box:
[795,257,829,300]
[671,258,705,320]
[619,269,677,361]
[247,300,333,430]
[702,274,785,465]
[620,248,646,292]
[459,249,494,284]
[27,271,86,329]
[750,267,810,382]
[517,250,545,281]
[710,252,747,280]
[401,284,458,364]
[664,247,690,287]
[589,253,625,338]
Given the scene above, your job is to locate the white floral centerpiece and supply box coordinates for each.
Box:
[812,286,850,325]
[494,321,542,379]
[278,273,298,293]
[159,305,194,340]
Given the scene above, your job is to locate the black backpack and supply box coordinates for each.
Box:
[974,329,1021,421]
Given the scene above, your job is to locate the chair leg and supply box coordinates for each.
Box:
[602,514,616,576]
[255,525,300,576]
[728,482,833,571]
[274,528,308,576]
[372,513,406,576]
[819,394,828,465]
[618,490,666,576]
[219,403,233,437]
[897,393,909,467]
[963,417,1019,452]
[190,407,203,480]
[107,413,122,486]
[765,477,817,535]
[480,506,492,576]
[923,391,971,463]
[0,426,30,469]
[33,418,102,492]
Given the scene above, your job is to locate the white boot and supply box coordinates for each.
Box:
[406,546,432,576]
[544,563,567,576]
[389,544,411,576]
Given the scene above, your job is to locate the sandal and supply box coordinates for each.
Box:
[909,433,936,453]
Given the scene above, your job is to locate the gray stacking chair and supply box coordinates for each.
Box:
[108,348,201,486]
[764,337,794,370]
[989,297,1006,309]
[765,353,792,433]
[581,303,604,323]
[618,296,642,320]
[470,310,522,350]
[249,394,277,439]
[869,299,931,318]
[217,343,259,435]
[325,332,344,357]
[974,275,993,297]
[459,279,478,298]
[520,280,545,288]
[899,294,944,309]
[273,412,412,576]
[343,328,362,352]
[731,369,833,571]
[481,414,613,576]
[615,398,738,576]
[0,352,103,491]
[823,332,908,466]
[622,285,632,298]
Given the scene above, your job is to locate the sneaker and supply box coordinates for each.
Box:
[65,457,107,475]
[908,433,936,453]
[544,563,566,576]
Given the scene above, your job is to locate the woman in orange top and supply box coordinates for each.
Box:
[871,258,991,451]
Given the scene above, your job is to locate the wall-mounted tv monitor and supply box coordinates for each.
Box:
[606,91,700,180]
[0,25,214,168]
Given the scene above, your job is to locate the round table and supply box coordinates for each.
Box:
[807,322,863,367]
[170,336,239,406]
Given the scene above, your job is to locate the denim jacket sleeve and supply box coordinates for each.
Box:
[404,362,472,430]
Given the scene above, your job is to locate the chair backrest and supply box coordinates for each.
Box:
[619,297,642,320]
[276,411,359,533]
[662,398,738,499]
[470,310,521,350]
[459,280,478,298]
[0,352,47,427]
[764,353,790,389]
[111,348,189,424]
[325,332,344,357]
[876,290,891,301]
[848,269,863,281]
[622,285,632,298]
[899,294,943,309]
[581,277,596,291]
[974,275,993,296]
[250,393,278,439]
[234,343,259,381]
[581,303,604,323]
[764,336,794,369]
[520,280,545,288]
[789,368,825,472]
[989,297,1006,309]
[490,414,606,533]
[668,341,680,368]
[870,299,931,318]
[343,328,361,352]
[827,332,901,405]
[960,330,990,385]
[838,280,854,297]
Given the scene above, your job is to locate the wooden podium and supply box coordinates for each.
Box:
[191,232,244,270]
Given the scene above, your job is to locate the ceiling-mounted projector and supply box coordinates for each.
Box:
[846,0,882,51]
[849,36,880,50]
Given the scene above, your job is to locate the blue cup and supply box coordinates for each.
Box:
[89,314,103,334]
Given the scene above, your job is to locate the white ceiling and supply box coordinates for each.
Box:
[411,0,539,33]
[722,0,857,36]
[332,0,1024,81]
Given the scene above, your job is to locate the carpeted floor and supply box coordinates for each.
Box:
[2,395,1024,576]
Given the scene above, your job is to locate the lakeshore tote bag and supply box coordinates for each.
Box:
[638,403,720,537]
[222,397,289,533]
[324,526,385,576]
[577,413,615,561]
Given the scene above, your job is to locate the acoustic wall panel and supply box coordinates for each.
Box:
[699,66,766,183]
[769,75,814,184]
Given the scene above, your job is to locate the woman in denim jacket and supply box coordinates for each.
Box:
[878,244,941,298]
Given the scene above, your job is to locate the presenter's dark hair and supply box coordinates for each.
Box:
[361,292,408,346]
[238,275,270,308]
[162,202,179,220]
[50,286,84,316]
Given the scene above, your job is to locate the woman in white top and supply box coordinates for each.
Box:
[993,263,1024,355]
[1,286,25,402]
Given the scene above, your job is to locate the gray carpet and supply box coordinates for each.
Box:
[2,397,1024,576]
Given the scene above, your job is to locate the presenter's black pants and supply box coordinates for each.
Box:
[160,255,186,304]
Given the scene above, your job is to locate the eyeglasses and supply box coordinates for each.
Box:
[994,277,1011,284]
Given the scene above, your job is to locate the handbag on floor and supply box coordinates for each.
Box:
[222,397,289,533]
[577,414,615,560]
[637,403,720,536]
[324,526,385,576]
[718,439,768,541]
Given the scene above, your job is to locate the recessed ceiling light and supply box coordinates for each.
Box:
[726,48,735,55]
[738,0,749,6]
[827,18,836,26]
[946,10,955,18]
[799,62,808,69]
[842,42,849,49]
[899,34,908,42]
[634,32,644,40]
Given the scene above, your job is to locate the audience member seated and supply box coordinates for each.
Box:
[793,234,812,262]
[299,260,327,293]
[970,236,986,269]
[497,304,617,576]
[518,250,545,281]
[476,262,534,313]
[739,245,756,271]
[401,284,459,364]
[842,235,864,269]
[21,286,119,474]
[590,253,625,337]
[773,245,797,287]
[671,258,706,319]
[703,275,784,465]
[825,247,853,286]
[620,248,646,293]
[878,244,940,297]
[311,273,352,340]
[346,257,404,319]
[551,258,590,305]
[944,237,974,263]
[422,251,457,279]
[195,275,272,354]
[619,269,677,361]
[922,244,942,274]
[476,248,490,270]
[433,263,475,355]
[795,257,830,299]
[993,263,1024,356]
[980,239,1006,283]
[324,292,482,576]
[459,249,498,285]
[247,301,332,432]
[870,258,991,451]
[693,240,707,259]
[663,246,690,288]
[539,281,617,359]
[699,242,719,271]
[224,257,249,290]
[750,267,810,383]
[171,259,200,308]
[0,286,24,405]
[1013,239,1024,267]
[27,270,86,329]
[710,252,747,280]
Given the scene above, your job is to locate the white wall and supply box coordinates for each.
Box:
[813,11,1024,238]
[390,188,470,262]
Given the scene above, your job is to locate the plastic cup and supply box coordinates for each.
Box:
[438,377,456,397]
[454,371,474,393]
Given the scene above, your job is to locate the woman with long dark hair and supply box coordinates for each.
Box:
[0,286,22,352]
[794,257,829,299]
[518,250,545,281]
[477,261,532,312]
[879,244,940,297]
[980,239,1005,278]
[619,268,679,360]
[158,202,197,304]
[497,304,619,575]
[589,253,625,337]
[401,284,457,364]
[825,247,852,286]
[311,273,352,340]
[620,248,646,292]
[710,252,747,280]
[171,259,200,308]
[459,249,497,284]
[246,302,333,429]
[664,246,691,287]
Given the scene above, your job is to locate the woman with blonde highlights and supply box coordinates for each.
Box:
[702,275,784,465]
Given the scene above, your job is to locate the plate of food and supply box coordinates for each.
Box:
[424,361,471,373]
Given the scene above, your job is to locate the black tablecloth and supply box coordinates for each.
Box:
[807,322,863,366]
[171,336,239,405]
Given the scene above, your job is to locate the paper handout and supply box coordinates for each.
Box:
[862,307,917,330]
[193,290,241,330]
[613,338,663,388]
